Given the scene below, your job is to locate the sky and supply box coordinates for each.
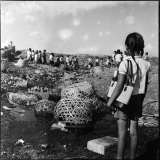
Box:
[1,1,158,56]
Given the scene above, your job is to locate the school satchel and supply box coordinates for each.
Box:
[107,59,137,109]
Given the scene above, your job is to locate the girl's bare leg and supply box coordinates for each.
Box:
[130,120,138,159]
[117,119,128,159]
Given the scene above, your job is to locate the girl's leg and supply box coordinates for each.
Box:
[117,119,128,159]
[129,120,138,159]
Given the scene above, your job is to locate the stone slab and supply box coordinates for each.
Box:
[87,136,118,155]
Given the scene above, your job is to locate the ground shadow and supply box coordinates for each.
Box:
[136,136,159,160]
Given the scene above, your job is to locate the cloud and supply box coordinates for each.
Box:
[99,32,103,36]
[145,44,156,50]
[120,10,125,13]
[125,16,135,25]
[89,46,98,52]
[1,38,12,48]
[106,31,111,35]
[37,1,124,17]
[83,35,89,41]
[3,10,15,24]
[1,1,42,25]
[25,15,35,21]
[118,21,123,25]
[97,21,101,24]
[151,33,155,38]
[20,1,42,14]
[72,18,81,26]
[59,29,73,41]
[29,31,39,36]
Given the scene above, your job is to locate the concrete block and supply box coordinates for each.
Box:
[87,136,118,155]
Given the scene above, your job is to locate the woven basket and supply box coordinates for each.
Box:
[61,81,94,99]
[34,99,56,122]
[1,59,9,71]
[53,98,93,125]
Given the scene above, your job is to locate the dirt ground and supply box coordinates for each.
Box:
[1,57,159,159]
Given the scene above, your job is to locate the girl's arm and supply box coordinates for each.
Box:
[107,73,126,107]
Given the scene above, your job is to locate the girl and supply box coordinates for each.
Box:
[107,32,151,159]
[49,53,53,66]
[34,51,38,66]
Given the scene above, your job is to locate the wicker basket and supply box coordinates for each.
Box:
[61,81,94,99]
[53,98,93,125]
[34,99,56,122]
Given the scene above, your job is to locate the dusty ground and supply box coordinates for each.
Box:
[1,57,159,159]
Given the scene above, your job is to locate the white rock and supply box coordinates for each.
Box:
[87,136,118,155]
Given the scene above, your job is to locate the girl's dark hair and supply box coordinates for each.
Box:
[125,32,145,58]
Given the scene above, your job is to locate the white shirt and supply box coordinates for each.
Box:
[95,59,99,62]
[31,51,35,58]
[34,54,38,61]
[118,56,151,95]
[66,57,69,63]
[49,55,53,61]
[27,50,31,59]
[88,58,92,63]
[115,54,122,62]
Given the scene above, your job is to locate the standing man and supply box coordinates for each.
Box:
[27,48,32,60]
[43,49,47,64]
[40,50,44,64]
[95,57,99,66]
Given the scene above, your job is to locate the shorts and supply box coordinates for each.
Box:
[114,94,145,121]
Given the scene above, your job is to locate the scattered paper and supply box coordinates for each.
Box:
[2,106,12,111]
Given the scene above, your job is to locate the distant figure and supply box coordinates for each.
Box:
[88,56,93,68]
[143,52,149,61]
[49,53,54,66]
[95,57,99,66]
[115,49,123,68]
[105,56,111,68]
[43,49,47,64]
[65,55,70,67]
[31,50,35,62]
[40,50,44,64]
[27,48,32,60]
[74,56,79,69]
[60,55,64,64]
[38,50,42,64]
[99,58,103,66]
[112,51,117,62]
[34,51,38,66]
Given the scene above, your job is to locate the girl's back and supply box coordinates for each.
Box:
[133,56,151,95]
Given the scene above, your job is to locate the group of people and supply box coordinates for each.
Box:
[26,49,80,69]
[26,48,47,65]
[112,49,149,69]
[49,54,79,69]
